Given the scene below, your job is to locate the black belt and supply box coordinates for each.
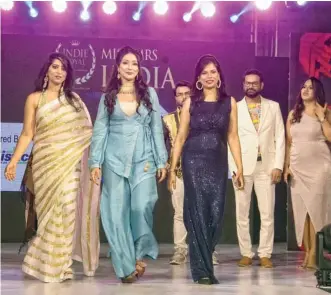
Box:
[257,155,262,162]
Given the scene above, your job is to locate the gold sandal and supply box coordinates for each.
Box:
[121,271,138,283]
[135,260,147,279]
[298,252,309,269]
[306,253,317,271]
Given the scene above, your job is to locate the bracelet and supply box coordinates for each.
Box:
[319,116,326,123]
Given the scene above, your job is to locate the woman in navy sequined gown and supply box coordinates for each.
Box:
[168,55,244,284]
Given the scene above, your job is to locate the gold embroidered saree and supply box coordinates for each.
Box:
[22,95,100,282]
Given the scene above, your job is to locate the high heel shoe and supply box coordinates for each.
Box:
[298,251,309,269]
[121,271,138,284]
[197,277,213,285]
[306,252,317,270]
[135,260,147,279]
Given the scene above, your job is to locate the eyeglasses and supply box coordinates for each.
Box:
[244,82,260,87]
[176,92,191,98]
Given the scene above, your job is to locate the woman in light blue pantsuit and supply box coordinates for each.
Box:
[89,46,167,283]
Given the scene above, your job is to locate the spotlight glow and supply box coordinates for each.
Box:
[230,14,239,23]
[52,0,67,13]
[103,1,117,15]
[0,0,14,11]
[153,1,168,15]
[133,11,141,21]
[255,0,272,11]
[29,7,38,17]
[297,0,307,6]
[183,12,192,22]
[80,10,90,21]
[200,2,216,18]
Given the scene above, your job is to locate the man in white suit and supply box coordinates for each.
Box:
[228,69,285,268]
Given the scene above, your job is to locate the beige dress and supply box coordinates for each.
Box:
[22,94,100,282]
[290,112,331,246]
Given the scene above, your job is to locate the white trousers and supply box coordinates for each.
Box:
[234,162,275,258]
[171,177,187,250]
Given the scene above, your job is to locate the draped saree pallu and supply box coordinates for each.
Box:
[22,95,101,283]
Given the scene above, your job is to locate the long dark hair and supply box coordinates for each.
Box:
[34,52,81,111]
[191,54,228,103]
[104,46,152,115]
[291,77,326,123]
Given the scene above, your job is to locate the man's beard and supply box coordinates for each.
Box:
[245,89,261,98]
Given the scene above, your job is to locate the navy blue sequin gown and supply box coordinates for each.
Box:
[182,97,231,283]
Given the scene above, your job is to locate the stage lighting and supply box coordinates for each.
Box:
[133,11,141,21]
[132,2,147,22]
[29,7,38,18]
[297,0,307,6]
[230,14,239,23]
[182,2,200,22]
[52,0,67,13]
[25,1,38,17]
[80,9,90,21]
[200,2,215,18]
[0,0,14,11]
[80,0,91,21]
[103,1,116,15]
[285,0,308,9]
[255,0,272,11]
[183,12,192,22]
[153,1,168,15]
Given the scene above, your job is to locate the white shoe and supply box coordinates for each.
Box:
[170,248,188,265]
[212,252,219,265]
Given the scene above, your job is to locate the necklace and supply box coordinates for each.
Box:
[118,89,136,95]
[119,85,136,95]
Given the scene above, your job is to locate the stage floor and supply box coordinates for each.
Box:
[1,243,329,295]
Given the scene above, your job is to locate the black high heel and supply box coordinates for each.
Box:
[197,277,213,285]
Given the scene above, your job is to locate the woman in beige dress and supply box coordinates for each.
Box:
[4,52,100,282]
[284,77,331,269]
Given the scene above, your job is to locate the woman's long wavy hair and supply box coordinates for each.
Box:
[291,77,326,123]
[104,46,152,115]
[191,54,229,103]
[34,52,81,111]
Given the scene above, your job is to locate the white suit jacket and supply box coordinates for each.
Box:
[228,96,285,176]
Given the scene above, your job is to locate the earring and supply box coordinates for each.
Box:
[216,80,221,89]
[117,73,120,80]
[196,81,203,90]
[60,83,64,94]
[43,76,48,90]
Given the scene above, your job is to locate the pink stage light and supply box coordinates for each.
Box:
[29,7,38,18]
[255,0,272,11]
[80,10,90,21]
[52,0,67,13]
[153,1,168,15]
[230,14,239,23]
[200,2,216,18]
[183,12,192,22]
[297,0,307,6]
[0,0,14,11]
[103,1,117,15]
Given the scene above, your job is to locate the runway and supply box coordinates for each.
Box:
[1,243,329,295]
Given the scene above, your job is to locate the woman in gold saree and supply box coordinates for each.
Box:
[4,53,100,283]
